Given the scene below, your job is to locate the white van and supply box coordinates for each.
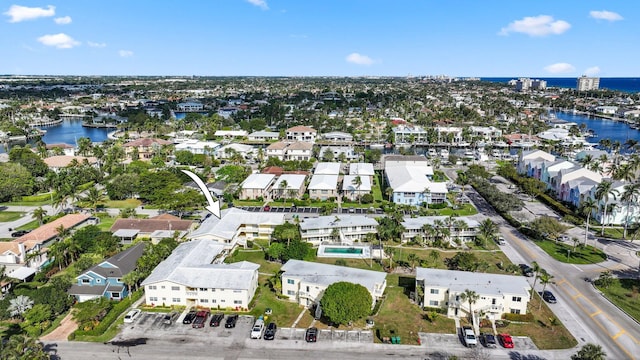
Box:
[250,318,265,339]
[124,309,141,323]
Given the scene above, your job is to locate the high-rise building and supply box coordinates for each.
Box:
[515,78,547,92]
[577,76,600,91]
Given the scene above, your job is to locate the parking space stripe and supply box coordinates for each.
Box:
[612,330,626,340]
[590,310,602,317]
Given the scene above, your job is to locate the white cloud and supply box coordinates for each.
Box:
[4,4,55,23]
[590,10,623,22]
[54,16,72,25]
[499,15,570,37]
[247,0,268,10]
[544,62,575,74]
[88,41,106,48]
[346,52,374,65]
[119,50,134,57]
[37,33,80,49]
[584,66,601,76]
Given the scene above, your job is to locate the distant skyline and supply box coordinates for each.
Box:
[1,1,637,77]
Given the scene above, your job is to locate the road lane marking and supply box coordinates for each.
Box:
[613,330,626,340]
[572,294,583,300]
[571,264,583,272]
[557,279,567,285]
[590,310,602,317]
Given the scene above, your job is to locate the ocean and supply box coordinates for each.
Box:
[481,77,640,93]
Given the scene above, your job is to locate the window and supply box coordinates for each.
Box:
[81,279,90,284]
[172,298,181,303]
[220,299,225,302]
[148,285,157,290]
[233,300,242,304]
[171,286,180,291]
[429,300,439,306]
[112,293,120,298]
[200,299,209,303]
[512,296,522,302]
[117,278,122,283]
[199,288,207,291]
[233,290,241,293]
[287,290,295,295]
[510,309,521,314]
[149,297,158,302]
[287,279,295,284]
[161,286,165,289]
[430,289,439,294]
[96,279,101,283]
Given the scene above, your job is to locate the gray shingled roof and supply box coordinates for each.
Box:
[415,268,530,297]
[83,242,146,280]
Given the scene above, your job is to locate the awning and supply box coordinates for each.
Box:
[113,229,139,238]
[7,267,36,281]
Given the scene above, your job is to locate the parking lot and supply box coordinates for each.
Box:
[238,206,384,215]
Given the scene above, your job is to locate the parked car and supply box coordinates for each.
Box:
[123,309,141,323]
[496,236,507,245]
[163,312,179,325]
[250,317,265,339]
[263,322,277,340]
[305,327,318,342]
[263,205,271,212]
[462,326,477,347]
[541,290,557,303]
[209,313,224,327]
[558,235,570,242]
[192,310,210,328]
[182,310,198,324]
[498,333,514,348]
[225,314,239,328]
[480,333,497,348]
[10,230,30,237]
[519,264,534,277]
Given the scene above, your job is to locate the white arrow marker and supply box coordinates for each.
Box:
[181,169,220,219]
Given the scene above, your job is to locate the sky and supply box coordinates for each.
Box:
[1,1,638,77]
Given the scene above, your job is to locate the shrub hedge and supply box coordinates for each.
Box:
[71,290,143,339]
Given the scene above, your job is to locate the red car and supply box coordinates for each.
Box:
[498,333,514,348]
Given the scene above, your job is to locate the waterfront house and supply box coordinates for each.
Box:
[319,145,358,161]
[122,138,173,161]
[174,140,220,155]
[214,130,248,138]
[348,163,375,182]
[43,156,98,172]
[141,240,259,310]
[384,156,447,205]
[299,215,378,245]
[214,143,257,161]
[322,131,353,142]
[416,268,531,320]
[68,242,146,302]
[239,173,276,200]
[281,260,386,308]
[177,101,204,112]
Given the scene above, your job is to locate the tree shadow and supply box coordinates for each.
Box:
[398,276,415,297]
[508,351,548,360]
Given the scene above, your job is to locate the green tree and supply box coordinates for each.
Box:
[3,334,50,360]
[460,289,480,324]
[266,242,286,261]
[620,183,640,239]
[477,218,497,247]
[594,270,614,288]
[0,162,34,202]
[538,270,555,310]
[22,303,53,335]
[320,282,372,325]
[579,197,598,246]
[32,207,47,226]
[446,252,478,271]
[8,295,34,319]
[595,180,619,236]
[283,239,310,261]
[571,343,606,360]
[82,187,106,213]
[8,145,49,177]
[105,173,140,200]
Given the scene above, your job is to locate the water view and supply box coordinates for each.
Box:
[553,111,640,146]
[0,119,111,153]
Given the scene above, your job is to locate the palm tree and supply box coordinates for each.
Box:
[478,218,497,247]
[4,334,49,360]
[613,163,636,182]
[530,261,541,293]
[595,180,619,236]
[83,187,105,213]
[578,154,594,169]
[385,187,394,202]
[76,136,93,156]
[538,270,555,310]
[620,183,640,239]
[579,197,598,246]
[455,172,469,200]
[571,343,607,360]
[32,207,47,226]
[278,179,288,202]
[460,289,480,325]
[407,253,419,270]
[351,175,362,203]
[8,295,34,318]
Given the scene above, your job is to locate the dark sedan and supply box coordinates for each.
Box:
[263,322,277,340]
[209,313,224,327]
[225,314,239,328]
[541,290,557,303]
[182,310,197,324]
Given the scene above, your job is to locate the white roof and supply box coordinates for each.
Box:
[216,143,255,154]
[299,215,378,230]
[113,229,139,237]
[214,130,248,136]
[190,208,284,241]
[141,239,259,290]
[386,165,446,194]
[342,175,372,192]
[241,173,275,190]
[416,268,530,297]
[308,174,339,190]
[8,266,36,281]
[349,163,375,176]
[273,174,306,190]
[281,260,386,296]
[314,162,341,175]
[402,216,479,230]
[174,140,220,151]
[248,130,279,137]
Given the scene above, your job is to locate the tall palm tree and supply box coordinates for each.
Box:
[478,218,497,247]
[538,270,555,310]
[385,187,394,202]
[579,197,598,246]
[595,180,619,236]
[620,182,640,239]
[460,289,480,325]
[530,261,541,293]
[83,187,106,213]
[32,207,47,226]
[352,175,362,203]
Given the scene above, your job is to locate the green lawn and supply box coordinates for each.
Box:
[596,279,640,323]
[436,204,478,216]
[388,246,514,275]
[314,257,384,271]
[15,219,40,231]
[0,211,24,222]
[225,249,282,275]
[103,199,142,208]
[534,240,607,264]
[249,275,304,327]
[95,213,116,231]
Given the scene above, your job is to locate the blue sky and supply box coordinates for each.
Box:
[1,1,637,77]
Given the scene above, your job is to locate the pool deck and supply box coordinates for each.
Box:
[317,243,372,258]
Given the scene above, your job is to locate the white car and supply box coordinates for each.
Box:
[497,236,507,245]
[124,309,141,323]
[250,318,265,339]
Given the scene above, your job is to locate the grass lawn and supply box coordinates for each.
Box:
[372,176,383,202]
[233,199,266,207]
[314,257,385,271]
[596,279,640,323]
[249,275,304,327]
[373,274,455,345]
[15,219,40,231]
[534,240,607,264]
[389,246,515,275]
[0,211,24,222]
[225,249,282,275]
[435,204,478,216]
[0,200,52,207]
[95,213,116,231]
[600,227,635,240]
[500,295,577,349]
[103,199,142,209]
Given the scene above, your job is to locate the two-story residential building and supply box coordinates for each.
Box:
[68,242,146,302]
[272,174,307,200]
[174,140,220,155]
[214,130,248,138]
[319,146,358,161]
[141,240,259,310]
[122,138,173,161]
[307,174,339,200]
[265,141,313,161]
[177,101,204,112]
[348,163,375,183]
[401,216,479,244]
[416,268,531,321]
[322,131,353,142]
[469,126,503,141]
[384,156,448,205]
[239,174,276,200]
[281,260,386,308]
[517,150,556,176]
[214,143,257,160]
[43,156,99,173]
[188,208,284,250]
[248,130,280,142]
[286,125,317,143]
[110,214,194,245]
[342,175,372,201]
[299,215,378,245]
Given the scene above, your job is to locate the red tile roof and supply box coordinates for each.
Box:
[16,214,91,244]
